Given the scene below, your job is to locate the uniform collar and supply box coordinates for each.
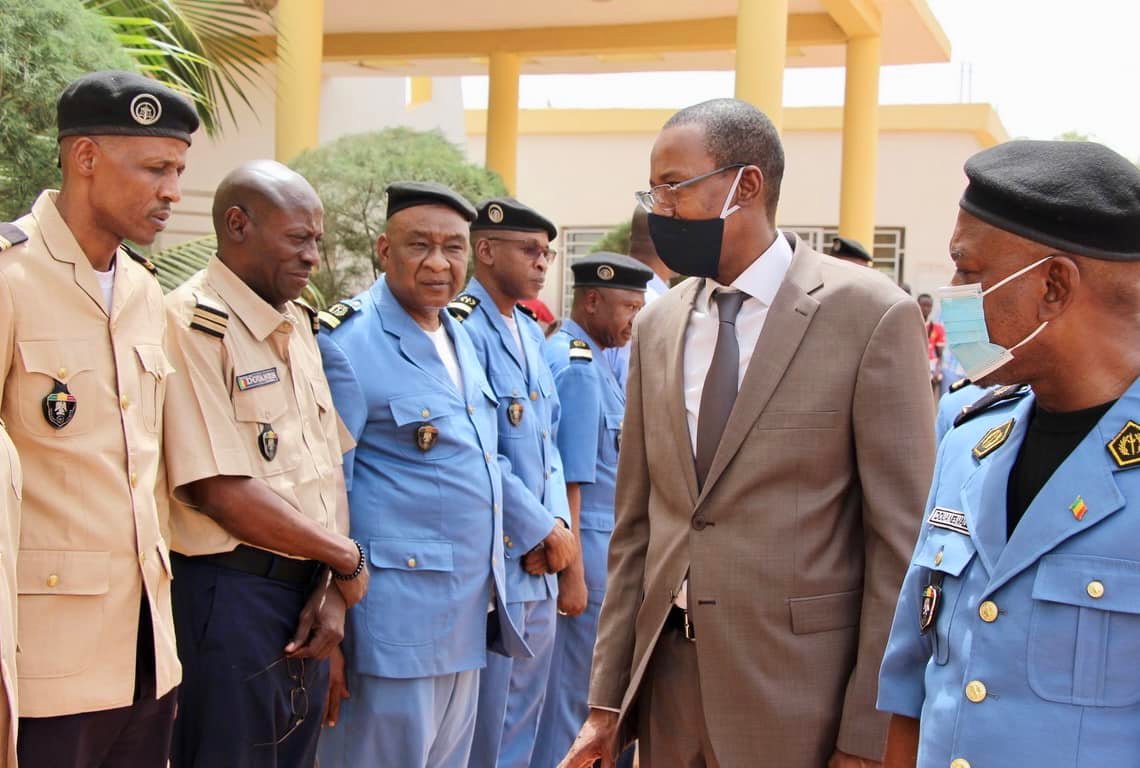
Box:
[206,256,295,342]
[694,229,793,313]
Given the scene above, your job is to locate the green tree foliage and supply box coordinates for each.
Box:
[289,127,509,303]
[590,219,632,255]
[0,0,135,221]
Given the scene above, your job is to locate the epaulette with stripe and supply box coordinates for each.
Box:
[317,300,361,331]
[293,299,320,335]
[0,223,28,252]
[190,294,228,339]
[569,338,593,363]
[516,303,538,322]
[446,294,479,322]
[953,384,1030,428]
[120,243,158,277]
[948,377,971,394]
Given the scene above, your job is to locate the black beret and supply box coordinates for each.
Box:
[386,181,477,222]
[961,140,1140,261]
[572,252,654,291]
[58,70,200,145]
[829,236,872,263]
[472,197,557,240]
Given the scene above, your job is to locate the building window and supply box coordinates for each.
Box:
[559,226,610,317]
[786,226,907,282]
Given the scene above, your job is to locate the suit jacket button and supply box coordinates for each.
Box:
[692,516,707,531]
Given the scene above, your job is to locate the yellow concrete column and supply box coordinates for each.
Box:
[486,51,520,193]
[838,34,882,251]
[275,0,324,163]
[734,0,788,130]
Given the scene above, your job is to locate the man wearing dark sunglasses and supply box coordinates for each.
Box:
[560,98,935,768]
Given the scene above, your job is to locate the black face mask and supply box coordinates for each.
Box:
[646,214,727,279]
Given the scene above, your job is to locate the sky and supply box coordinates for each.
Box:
[461,0,1140,162]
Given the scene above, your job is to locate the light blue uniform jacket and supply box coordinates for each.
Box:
[318,277,528,680]
[456,278,568,604]
[879,375,1140,767]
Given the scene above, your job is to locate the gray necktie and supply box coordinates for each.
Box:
[696,289,747,489]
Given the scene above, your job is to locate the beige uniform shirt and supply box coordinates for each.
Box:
[0,424,18,768]
[0,191,179,717]
[163,256,343,556]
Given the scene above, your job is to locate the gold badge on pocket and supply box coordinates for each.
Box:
[508,401,524,427]
[258,423,278,461]
[42,380,77,429]
[416,424,439,452]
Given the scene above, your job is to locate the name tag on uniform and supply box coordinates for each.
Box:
[928,506,969,535]
[236,368,280,391]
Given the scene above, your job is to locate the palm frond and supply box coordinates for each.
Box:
[82,0,273,136]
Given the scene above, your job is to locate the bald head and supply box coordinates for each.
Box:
[212,160,324,309]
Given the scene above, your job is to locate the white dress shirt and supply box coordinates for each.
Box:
[425,324,464,392]
[682,232,794,455]
[675,232,793,610]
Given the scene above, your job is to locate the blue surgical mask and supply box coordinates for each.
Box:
[937,255,1053,381]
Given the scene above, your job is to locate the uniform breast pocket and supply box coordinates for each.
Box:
[135,344,175,434]
[16,550,110,678]
[388,393,465,462]
[601,413,623,465]
[15,340,99,437]
[914,528,978,665]
[365,538,455,646]
[232,386,298,477]
[1028,554,1140,707]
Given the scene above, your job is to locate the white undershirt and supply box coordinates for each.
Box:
[675,232,793,611]
[95,263,116,312]
[502,313,523,355]
[425,325,463,392]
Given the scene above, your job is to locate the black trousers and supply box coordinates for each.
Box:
[18,598,178,768]
[170,554,329,768]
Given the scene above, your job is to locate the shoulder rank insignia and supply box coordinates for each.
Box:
[973,418,1015,460]
[318,300,360,331]
[953,384,1030,428]
[516,303,538,322]
[0,223,28,253]
[120,243,158,277]
[446,294,480,322]
[293,299,320,335]
[1107,420,1140,469]
[569,338,593,363]
[948,377,971,394]
[190,294,228,339]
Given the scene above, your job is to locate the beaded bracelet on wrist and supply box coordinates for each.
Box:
[333,539,365,581]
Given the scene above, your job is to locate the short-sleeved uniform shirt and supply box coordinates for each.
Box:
[163,255,343,557]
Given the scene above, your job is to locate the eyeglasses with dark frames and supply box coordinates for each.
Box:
[247,655,309,748]
[483,236,558,263]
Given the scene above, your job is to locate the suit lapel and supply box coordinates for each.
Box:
[661,280,701,506]
[697,238,823,504]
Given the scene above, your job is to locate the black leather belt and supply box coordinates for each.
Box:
[666,605,696,641]
[189,545,321,586]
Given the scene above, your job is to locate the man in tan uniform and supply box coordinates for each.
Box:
[0,70,198,765]
[0,422,19,768]
[163,160,368,767]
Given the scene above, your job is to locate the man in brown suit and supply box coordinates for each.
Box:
[560,98,936,768]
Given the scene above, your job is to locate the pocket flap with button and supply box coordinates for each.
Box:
[916,529,977,577]
[388,393,460,428]
[17,550,110,595]
[490,373,522,401]
[17,341,95,383]
[604,413,623,432]
[369,539,454,572]
[789,589,863,634]
[1032,554,1140,614]
[232,386,288,424]
[134,344,174,380]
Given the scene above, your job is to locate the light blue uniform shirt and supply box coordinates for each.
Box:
[318,277,528,680]
[879,375,1140,768]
